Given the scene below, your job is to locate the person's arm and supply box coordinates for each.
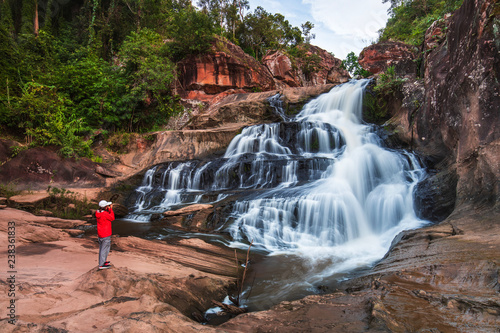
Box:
[107,206,115,221]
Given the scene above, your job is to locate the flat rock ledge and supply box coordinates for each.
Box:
[0,208,245,332]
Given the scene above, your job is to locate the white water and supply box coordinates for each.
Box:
[224,80,428,308]
[126,80,429,308]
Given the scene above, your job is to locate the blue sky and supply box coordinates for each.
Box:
[247,0,391,60]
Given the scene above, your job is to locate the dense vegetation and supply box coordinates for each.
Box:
[0,0,468,159]
[0,0,314,158]
[379,0,463,46]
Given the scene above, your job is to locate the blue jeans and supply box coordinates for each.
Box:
[98,236,111,266]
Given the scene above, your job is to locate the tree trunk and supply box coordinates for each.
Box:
[34,0,38,36]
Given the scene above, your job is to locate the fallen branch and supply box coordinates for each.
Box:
[211,300,247,315]
[236,240,253,305]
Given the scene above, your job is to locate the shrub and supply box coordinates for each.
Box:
[12,82,93,158]
[44,186,94,219]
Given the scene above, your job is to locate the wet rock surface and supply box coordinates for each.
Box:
[220,208,500,332]
[413,168,458,222]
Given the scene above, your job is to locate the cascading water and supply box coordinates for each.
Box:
[126,79,429,310]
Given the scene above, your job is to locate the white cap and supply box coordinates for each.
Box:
[99,200,112,208]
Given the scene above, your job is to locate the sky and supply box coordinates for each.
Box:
[247,0,391,60]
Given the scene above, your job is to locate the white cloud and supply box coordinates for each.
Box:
[247,0,391,59]
[302,0,388,39]
[300,0,390,58]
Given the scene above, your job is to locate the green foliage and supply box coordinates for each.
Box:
[0,0,320,160]
[120,28,181,130]
[288,45,322,76]
[342,52,371,78]
[0,181,21,198]
[44,186,94,220]
[164,5,216,61]
[107,132,133,154]
[11,82,93,158]
[10,145,28,158]
[374,66,406,94]
[91,155,103,163]
[379,0,464,46]
[363,90,389,124]
[364,66,407,124]
[236,6,304,60]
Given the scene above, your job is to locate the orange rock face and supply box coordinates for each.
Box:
[262,51,300,87]
[358,41,417,75]
[178,38,275,98]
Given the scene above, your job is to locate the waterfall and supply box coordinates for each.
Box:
[126,80,428,307]
[226,80,426,251]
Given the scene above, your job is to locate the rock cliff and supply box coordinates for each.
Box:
[262,45,350,89]
[415,0,499,210]
[176,37,349,111]
[358,41,418,76]
[177,37,276,100]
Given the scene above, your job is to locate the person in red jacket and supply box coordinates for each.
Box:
[95,200,115,269]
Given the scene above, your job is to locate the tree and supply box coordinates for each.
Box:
[236,6,304,60]
[165,4,215,61]
[342,52,371,77]
[301,21,315,44]
[119,28,178,131]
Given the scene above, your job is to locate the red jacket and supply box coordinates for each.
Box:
[95,207,114,238]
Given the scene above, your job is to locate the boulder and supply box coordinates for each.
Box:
[38,209,54,216]
[95,164,119,178]
[262,50,301,87]
[9,193,50,207]
[112,203,129,218]
[358,41,418,76]
[413,168,458,222]
[0,138,21,165]
[262,46,350,89]
[163,204,214,217]
[66,229,85,237]
[0,146,105,190]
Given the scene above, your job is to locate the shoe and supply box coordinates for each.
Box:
[98,262,112,270]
